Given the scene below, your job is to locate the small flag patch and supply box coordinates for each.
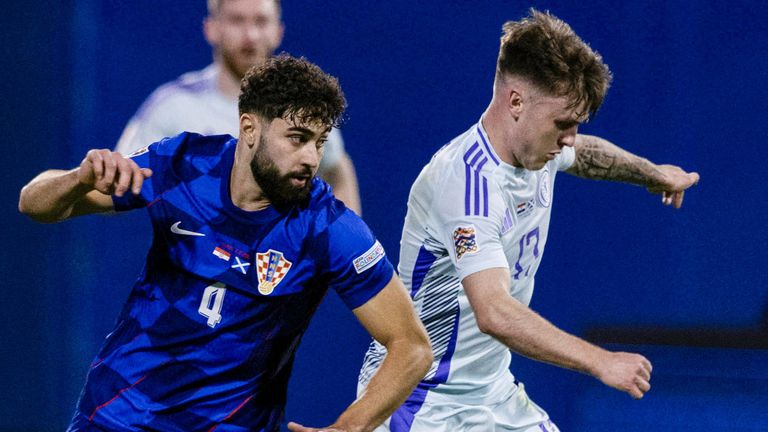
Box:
[212,247,231,261]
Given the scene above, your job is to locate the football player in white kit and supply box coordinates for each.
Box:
[115,0,362,214]
[358,9,700,432]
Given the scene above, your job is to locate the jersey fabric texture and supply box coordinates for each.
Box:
[358,120,574,431]
[69,132,393,432]
[114,64,346,175]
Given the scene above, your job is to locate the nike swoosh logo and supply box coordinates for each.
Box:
[170,221,205,237]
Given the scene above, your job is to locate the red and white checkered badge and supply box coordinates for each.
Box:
[255,249,293,295]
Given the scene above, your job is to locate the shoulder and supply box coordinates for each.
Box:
[145,132,236,177]
[417,127,504,221]
[133,67,216,121]
[299,179,372,239]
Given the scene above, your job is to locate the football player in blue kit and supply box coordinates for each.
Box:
[19,54,432,432]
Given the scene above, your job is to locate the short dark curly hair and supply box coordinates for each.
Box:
[498,9,612,117]
[239,54,346,128]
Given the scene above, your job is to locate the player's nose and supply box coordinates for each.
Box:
[558,126,578,147]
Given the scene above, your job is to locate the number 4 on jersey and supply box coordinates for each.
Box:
[199,283,227,328]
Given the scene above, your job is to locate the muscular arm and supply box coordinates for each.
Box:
[463,268,652,399]
[18,149,151,223]
[288,274,432,432]
[567,134,699,208]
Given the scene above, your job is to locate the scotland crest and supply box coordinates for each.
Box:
[256,249,293,295]
[536,167,551,208]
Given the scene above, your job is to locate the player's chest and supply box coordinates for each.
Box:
[150,201,317,298]
[497,168,556,273]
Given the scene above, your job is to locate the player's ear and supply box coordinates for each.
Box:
[508,89,523,121]
[203,15,219,47]
[239,114,262,148]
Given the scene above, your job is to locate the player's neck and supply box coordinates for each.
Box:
[481,104,523,167]
[230,150,272,211]
[215,61,243,100]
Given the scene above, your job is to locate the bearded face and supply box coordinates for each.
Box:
[249,133,314,208]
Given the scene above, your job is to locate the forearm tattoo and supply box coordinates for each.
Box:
[567,135,663,187]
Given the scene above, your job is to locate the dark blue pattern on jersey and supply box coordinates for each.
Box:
[68,133,394,432]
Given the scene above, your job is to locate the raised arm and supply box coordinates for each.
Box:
[464,267,652,400]
[288,274,432,432]
[567,134,700,208]
[18,149,151,223]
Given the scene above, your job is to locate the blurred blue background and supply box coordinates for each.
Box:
[2,0,767,430]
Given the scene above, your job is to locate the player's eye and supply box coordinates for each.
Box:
[289,135,306,144]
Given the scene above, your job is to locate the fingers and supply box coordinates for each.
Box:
[662,191,685,208]
[673,190,684,209]
[114,158,134,197]
[287,422,342,432]
[287,422,309,432]
[629,356,652,399]
[601,352,653,399]
[641,357,653,377]
[687,171,700,186]
[82,149,149,196]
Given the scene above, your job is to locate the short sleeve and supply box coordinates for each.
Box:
[111,134,181,211]
[432,178,509,281]
[323,210,395,310]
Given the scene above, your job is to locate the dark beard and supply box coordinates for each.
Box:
[249,135,313,209]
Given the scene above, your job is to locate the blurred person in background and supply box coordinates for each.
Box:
[116,0,362,214]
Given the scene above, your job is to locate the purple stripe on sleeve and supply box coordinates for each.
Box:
[473,169,481,216]
[464,163,472,216]
[483,177,489,217]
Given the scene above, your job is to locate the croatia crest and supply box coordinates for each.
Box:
[453,225,479,260]
[256,249,293,295]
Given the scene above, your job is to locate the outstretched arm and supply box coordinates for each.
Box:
[464,268,652,399]
[288,274,432,432]
[567,134,699,208]
[18,149,151,223]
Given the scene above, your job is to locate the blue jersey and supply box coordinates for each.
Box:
[69,133,394,431]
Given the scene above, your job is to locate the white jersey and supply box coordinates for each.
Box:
[115,64,346,174]
[359,120,574,417]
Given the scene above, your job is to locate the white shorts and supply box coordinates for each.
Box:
[374,382,560,432]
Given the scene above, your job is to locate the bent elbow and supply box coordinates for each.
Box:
[475,313,503,337]
[414,342,433,375]
[18,190,58,223]
[17,189,42,221]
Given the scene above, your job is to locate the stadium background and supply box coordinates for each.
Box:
[2,0,767,430]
